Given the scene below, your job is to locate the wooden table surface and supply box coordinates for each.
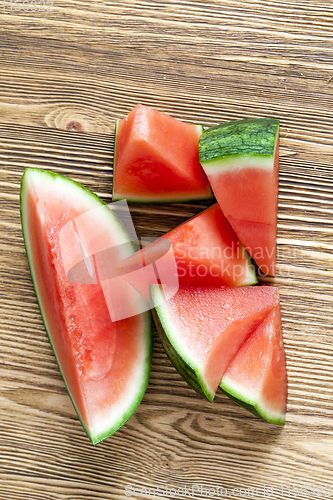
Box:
[1,1,333,499]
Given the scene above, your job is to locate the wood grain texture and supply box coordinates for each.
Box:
[1,0,333,498]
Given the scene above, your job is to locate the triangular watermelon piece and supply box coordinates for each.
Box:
[115,204,257,297]
[199,118,279,276]
[112,104,213,203]
[151,285,279,402]
[20,169,153,444]
[220,305,287,425]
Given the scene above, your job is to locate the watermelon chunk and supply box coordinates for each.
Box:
[151,285,279,402]
[20,169,153,444]
[220,305,287,425]
[112,104,213,203]
[199,118,279,276]
[115,204,257,294]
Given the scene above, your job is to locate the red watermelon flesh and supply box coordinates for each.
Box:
[115,204,257,298]
[220,305,287,424]
[163,204,257,286]
[20,169,152,444]
[112,104,212,202]
[227,217,277,277]
[151,285,279,402]
[208,147,279,276]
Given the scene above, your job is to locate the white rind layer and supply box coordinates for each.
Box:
[221,374,285,425]
[201,154,274,173]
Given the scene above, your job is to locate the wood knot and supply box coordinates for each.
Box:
[66,121,83,132]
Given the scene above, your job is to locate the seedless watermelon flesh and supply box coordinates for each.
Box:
[199,118,279,276]
[115,204,257,295]
[151,285,279,402]
[113,104,213,203]
[162,204,257,287]
[220,305,287,425]
[20,169,153,444]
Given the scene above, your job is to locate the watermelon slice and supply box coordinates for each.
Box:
[115,204,257,295]
[112,104,213,203]
[151,285,279,402]
[199,118,279,276]
[20,168,153,444]
[220,305,287,424]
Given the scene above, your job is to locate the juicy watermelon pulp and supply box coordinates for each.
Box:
[20,169,152,444]
[112,104,213,202]
[151,285,281,403]
[115,204,257,295]
[199,118,279,276]
[220,305,287,424]
[162,204,257,287]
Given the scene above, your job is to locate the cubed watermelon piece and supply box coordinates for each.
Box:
[113,104,213,203]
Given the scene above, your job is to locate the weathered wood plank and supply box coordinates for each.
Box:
[1,0,333,498]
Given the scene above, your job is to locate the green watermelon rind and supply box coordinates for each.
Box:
[20,168,153,445]
[219,378,285,426]
[150,285,215,403]
[199,118,280,165]
[112,123,214,203]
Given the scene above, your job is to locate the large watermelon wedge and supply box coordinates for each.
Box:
[116,204,257,293]
[199,118,279,276]
[20,168,153,444]
[220,305,287,424]
[112,104,213,203]
[151,285,279,402]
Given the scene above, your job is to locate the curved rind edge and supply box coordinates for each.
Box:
[219,379,285,426]
[92,313,154,444]
[150,286,214,403]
